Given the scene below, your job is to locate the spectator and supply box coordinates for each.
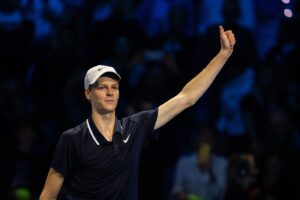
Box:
[264,109,300,199]
[21,0,65,41]
[91,0,146,63]
[196,0,255,34]
[253,0,282,59]
[136,0,195,37]
[202,0,258,75]
[10,119,46,199]
[223,154,258,200]
[172,123,227,200]
[0,0,33,77]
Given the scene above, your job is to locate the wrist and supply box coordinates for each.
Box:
[218,49,232,59]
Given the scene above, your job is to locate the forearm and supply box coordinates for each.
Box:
[154,26,235,130]
[40,168,64,200]
[40,189,58,200]
[180,50,230,106]
[39,194,56,200]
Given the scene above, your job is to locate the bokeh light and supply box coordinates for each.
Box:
[282,0,290,4]
[284,8,293,18]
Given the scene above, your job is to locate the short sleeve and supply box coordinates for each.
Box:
[51,131,79,178]
[129,108,158,144]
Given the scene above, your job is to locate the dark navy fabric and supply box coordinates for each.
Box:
[51,108,158,200]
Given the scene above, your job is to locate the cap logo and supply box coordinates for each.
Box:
[98,66,108,71]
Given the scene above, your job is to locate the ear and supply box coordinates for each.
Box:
[85,88,91,100]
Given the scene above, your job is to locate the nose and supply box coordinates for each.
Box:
[106,88,114,96]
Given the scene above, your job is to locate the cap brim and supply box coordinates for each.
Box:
[100,72,121,81]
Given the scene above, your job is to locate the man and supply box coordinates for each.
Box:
[40,26,235,200]
[223,154,257,200]
[172,124,227,200]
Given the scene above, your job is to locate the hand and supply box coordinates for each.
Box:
[197,143,212,172]
[219,25,236,57]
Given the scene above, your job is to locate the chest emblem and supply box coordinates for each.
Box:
[123,134,130,143]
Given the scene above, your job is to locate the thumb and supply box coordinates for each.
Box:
[219,25,224,34]
[219,25,231,49]
[219,25,227,40]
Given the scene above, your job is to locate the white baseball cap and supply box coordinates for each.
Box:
[84,65,121,89]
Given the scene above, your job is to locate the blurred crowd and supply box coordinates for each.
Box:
[0,0,299,200]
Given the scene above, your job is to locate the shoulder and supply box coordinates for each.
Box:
[125,108,158,122]
[59,121,85,142]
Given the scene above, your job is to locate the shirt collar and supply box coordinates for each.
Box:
[86,116,123,146]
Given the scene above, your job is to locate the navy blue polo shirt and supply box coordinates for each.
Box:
[51,108,158,200]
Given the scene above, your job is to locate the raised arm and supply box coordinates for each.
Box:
[40,168,64,200]
[154,26,236,129]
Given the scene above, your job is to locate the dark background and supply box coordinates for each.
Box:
[0,0,299,199]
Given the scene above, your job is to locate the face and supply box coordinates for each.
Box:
[85,76,119,114]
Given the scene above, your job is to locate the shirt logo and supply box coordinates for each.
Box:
[123,134,130,143]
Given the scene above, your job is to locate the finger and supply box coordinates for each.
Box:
[225,30,233,38]
[231,34,236,46]
[227,32,236,47]
[219,25,224,34]
[219,25,228,42]
[225,31,234,45]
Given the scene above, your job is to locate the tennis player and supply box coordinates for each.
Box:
[40,26,235,200]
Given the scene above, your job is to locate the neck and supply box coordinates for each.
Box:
[92,109,116,141]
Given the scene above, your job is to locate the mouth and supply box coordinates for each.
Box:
[105,100,115,104]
